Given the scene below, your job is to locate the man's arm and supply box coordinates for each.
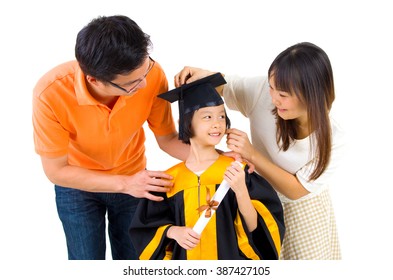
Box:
[40,155,173,201]
[155,132,190,161]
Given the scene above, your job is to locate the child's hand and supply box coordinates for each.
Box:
[167,226,200,250]
[224,162,247,194]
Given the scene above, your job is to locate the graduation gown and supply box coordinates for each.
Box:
[130,155,285,260]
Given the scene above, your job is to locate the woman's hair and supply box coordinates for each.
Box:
[181,108,231,145]
[75,15,152,82]
[268,42,335,180]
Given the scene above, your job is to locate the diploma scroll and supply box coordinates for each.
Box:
[192,161,243,235]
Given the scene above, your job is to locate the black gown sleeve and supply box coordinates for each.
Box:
[244,165,285,260]
[129,192,175,259]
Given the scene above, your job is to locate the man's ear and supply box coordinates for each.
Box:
[86,75,99,86]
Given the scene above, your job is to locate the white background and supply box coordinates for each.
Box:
[1,0,392,278]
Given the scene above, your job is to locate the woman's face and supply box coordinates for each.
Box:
[268,76,308,124]
[190,104,227,146]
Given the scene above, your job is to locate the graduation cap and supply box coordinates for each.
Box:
[158,72,227,141]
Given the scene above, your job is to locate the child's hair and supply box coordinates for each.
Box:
[180,108,231,144]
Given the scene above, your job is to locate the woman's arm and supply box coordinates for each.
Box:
[226,128,309,200]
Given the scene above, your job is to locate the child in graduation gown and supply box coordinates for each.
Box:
[129,73,285,260]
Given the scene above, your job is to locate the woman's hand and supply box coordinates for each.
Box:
[226,128,256,162]
[174,66,217,87]
[166,226,200,250]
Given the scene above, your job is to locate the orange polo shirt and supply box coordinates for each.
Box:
[33,60,176,175]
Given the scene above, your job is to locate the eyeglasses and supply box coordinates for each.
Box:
[108,57,155,94]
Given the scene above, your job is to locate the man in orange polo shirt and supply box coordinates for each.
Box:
[32,15,189,260]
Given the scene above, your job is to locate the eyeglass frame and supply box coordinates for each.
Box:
[107,57,155,93]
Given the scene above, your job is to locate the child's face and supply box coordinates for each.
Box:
[190,104,227,146]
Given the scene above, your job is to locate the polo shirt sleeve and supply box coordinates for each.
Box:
[33,94,69,158]
[146,66,176,136]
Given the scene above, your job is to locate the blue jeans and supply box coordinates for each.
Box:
[55,185,139,260]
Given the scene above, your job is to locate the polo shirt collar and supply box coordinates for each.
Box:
[74,65,127,110]
[74,66,100,106]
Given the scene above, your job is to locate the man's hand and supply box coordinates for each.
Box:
[40,155,173,201]
[121,170,173,201]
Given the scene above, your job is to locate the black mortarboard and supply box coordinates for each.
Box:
[158,72,227,141]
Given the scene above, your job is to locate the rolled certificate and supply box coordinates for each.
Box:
[192,161,243,235]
